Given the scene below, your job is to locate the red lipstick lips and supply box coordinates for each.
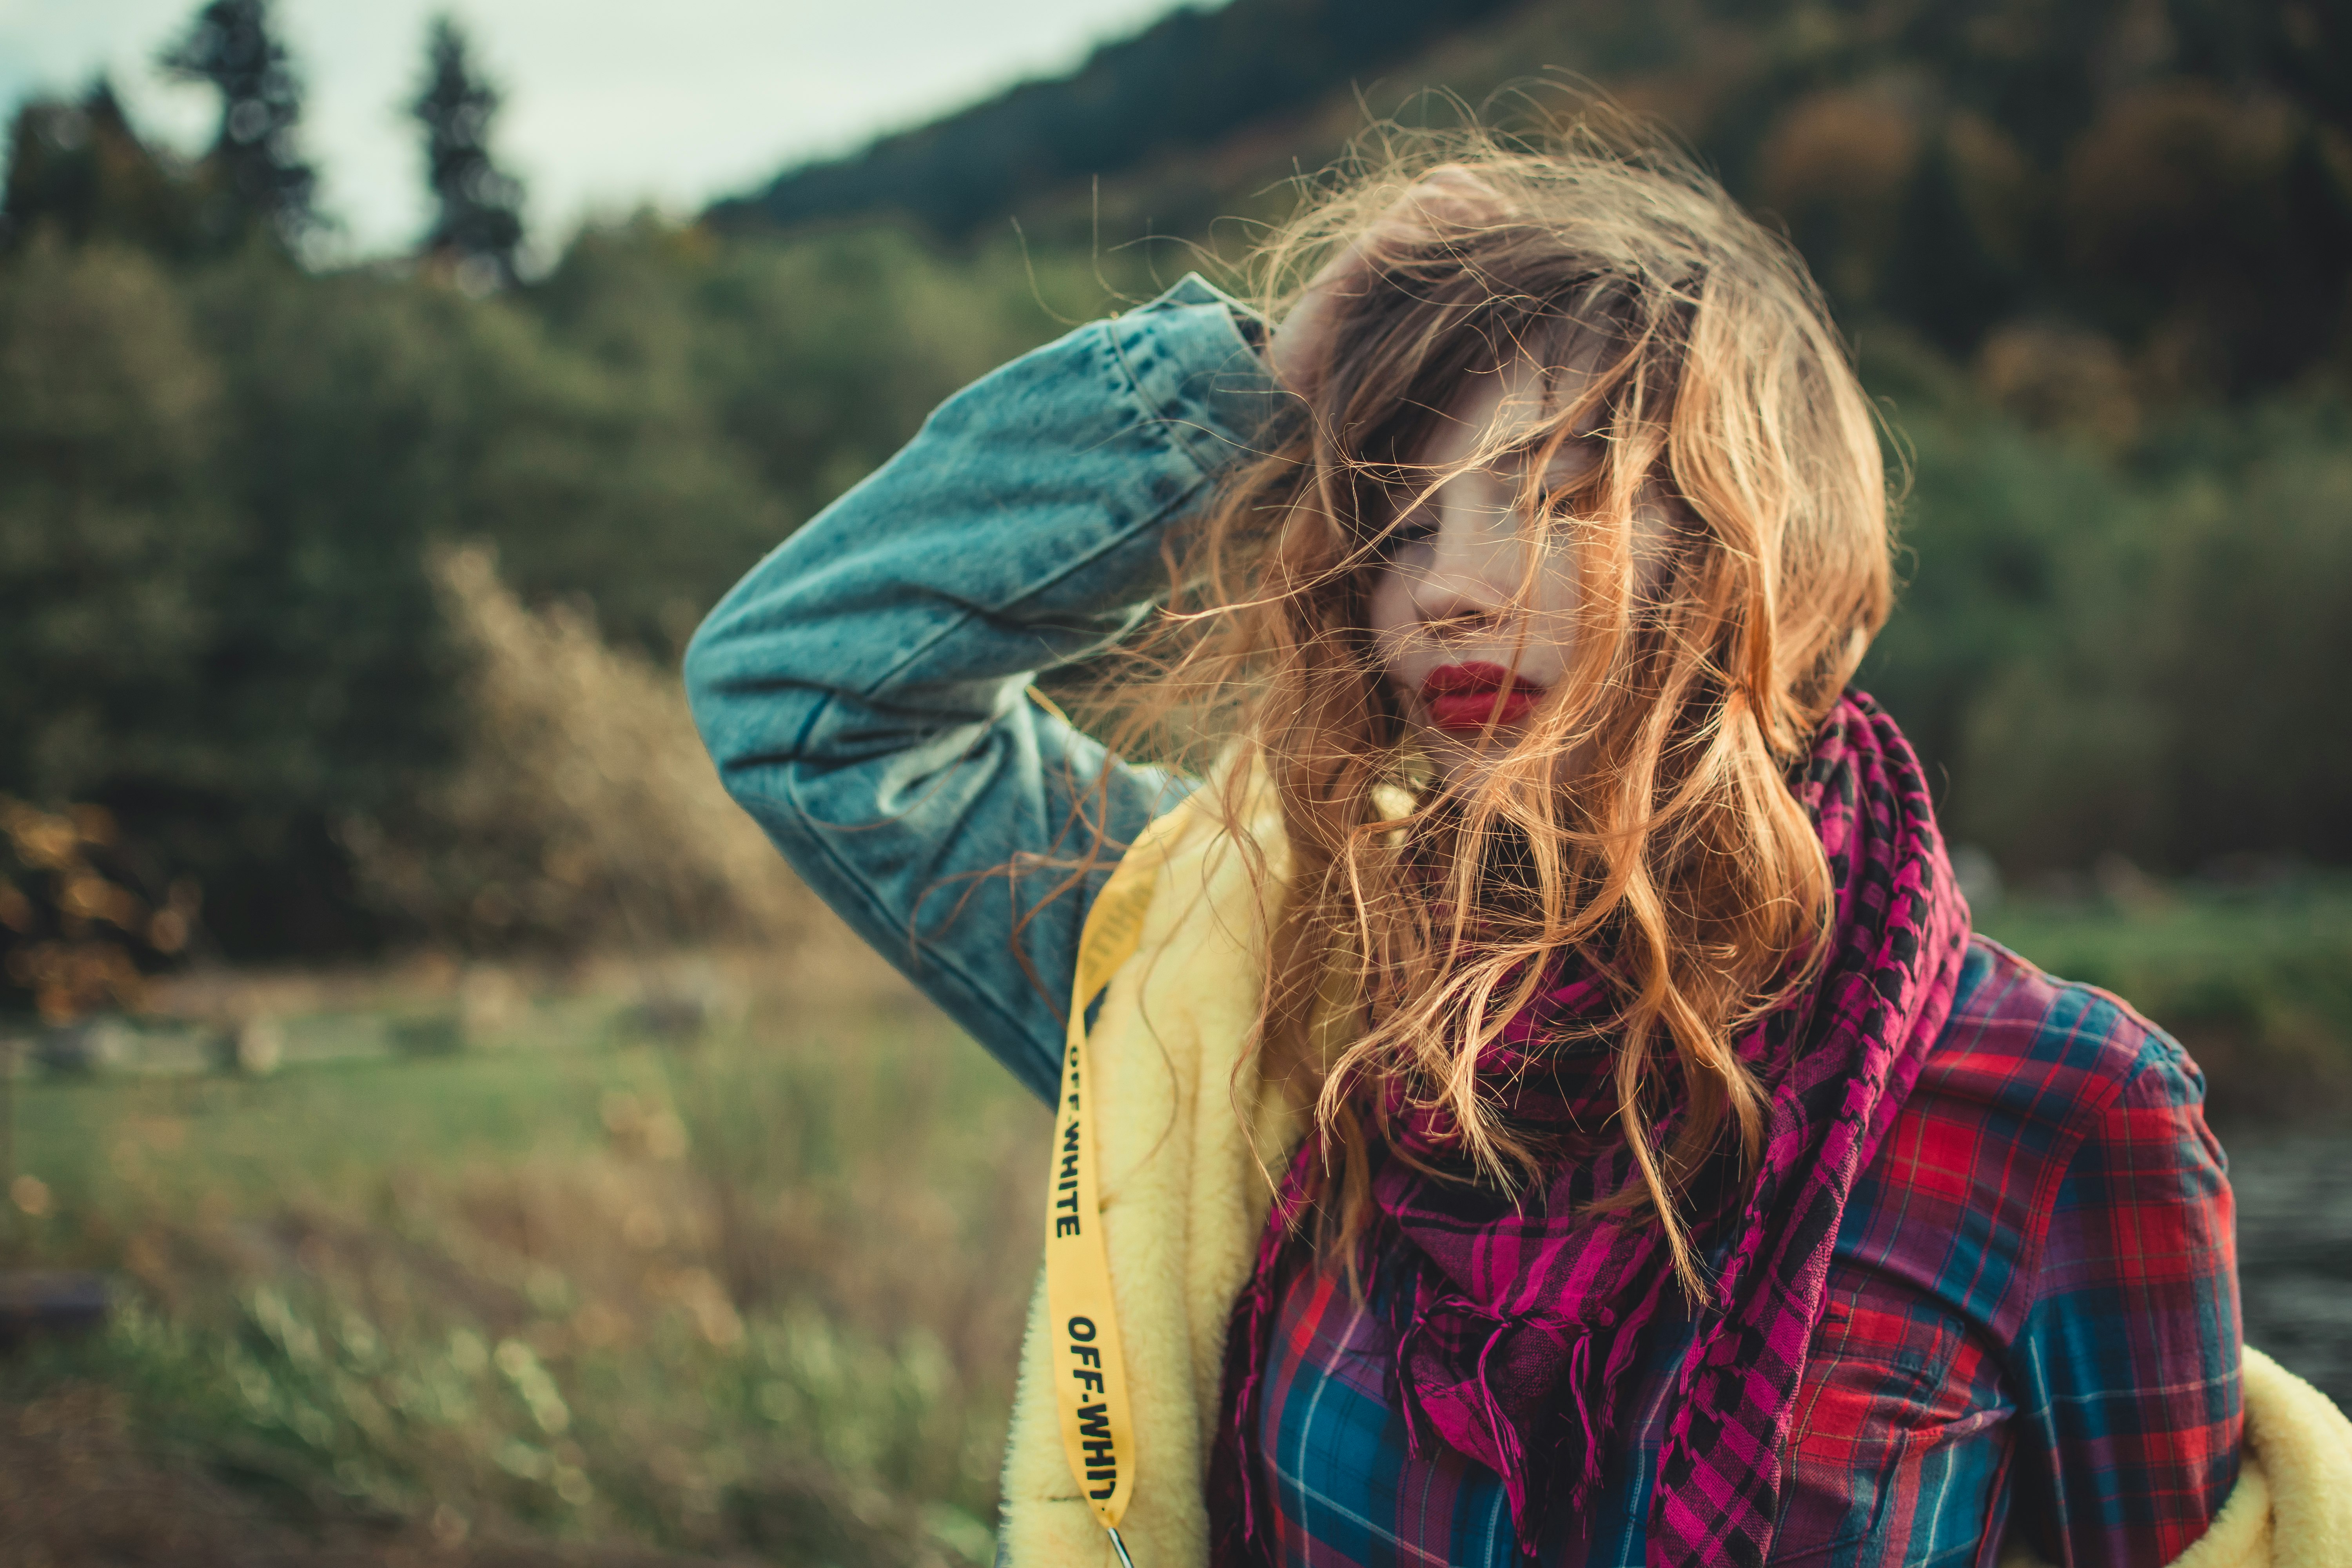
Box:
[1418,661,1542,732]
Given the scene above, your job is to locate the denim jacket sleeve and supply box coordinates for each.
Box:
[683,274,1283,1104]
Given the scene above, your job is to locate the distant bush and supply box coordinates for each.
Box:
[340,547,806,956]
[0,796,198,1022]
[1869,385,2352,876]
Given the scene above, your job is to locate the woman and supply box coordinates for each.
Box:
[684,134,2266,1566]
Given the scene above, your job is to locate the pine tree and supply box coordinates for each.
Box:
[0,79,204,256]
[410,16,525,290]
[157,0,318,250]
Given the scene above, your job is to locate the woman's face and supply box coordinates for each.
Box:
[1367,351,1675,795]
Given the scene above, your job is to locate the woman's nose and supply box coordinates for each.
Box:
[1410,505,1527,630]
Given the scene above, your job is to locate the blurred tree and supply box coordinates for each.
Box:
[1753,88,1921,310]
[1858,385,2129,819]
[0,241,233,808]
[2136,401,2352,867]
[499,218,1077,654]
[174,252,466,949]
[0,80,203,257]
[0,242,265,940]
[409,15,526,292]
[157,0,319,252]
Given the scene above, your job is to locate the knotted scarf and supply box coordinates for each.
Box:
[1209,692,1971,1568]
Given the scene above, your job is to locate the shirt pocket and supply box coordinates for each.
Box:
[1772,1294,1976,1563]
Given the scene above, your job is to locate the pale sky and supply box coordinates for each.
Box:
[0,0,1193,262]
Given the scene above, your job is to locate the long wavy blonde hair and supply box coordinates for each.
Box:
[1078,121,1891,1289]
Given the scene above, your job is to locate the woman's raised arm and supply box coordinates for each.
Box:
[683,275,1281,1103]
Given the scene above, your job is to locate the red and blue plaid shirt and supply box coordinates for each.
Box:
[1248,936,2242,1568]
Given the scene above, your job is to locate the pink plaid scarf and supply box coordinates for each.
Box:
[1211,693,1970,1567]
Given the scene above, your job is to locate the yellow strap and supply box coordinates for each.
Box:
[1044,800,1188,1544]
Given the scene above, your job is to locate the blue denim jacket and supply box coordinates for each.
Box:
[683,275,1283,1102]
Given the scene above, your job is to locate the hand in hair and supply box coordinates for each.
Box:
[1265,163,1507,397]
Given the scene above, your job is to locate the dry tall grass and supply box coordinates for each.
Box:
[1,939,1044,1567]
[341,546,804,956]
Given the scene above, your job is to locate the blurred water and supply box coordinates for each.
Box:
[2230,1131,2352,1406]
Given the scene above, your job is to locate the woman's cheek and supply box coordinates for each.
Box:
[1521,559,1583,670]
[1364,564,1423,680]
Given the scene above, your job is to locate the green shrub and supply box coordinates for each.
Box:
[1864,374,2352,877]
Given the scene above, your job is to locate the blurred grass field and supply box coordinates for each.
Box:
[0,932,1044,1567]
[0,885,2347,1566]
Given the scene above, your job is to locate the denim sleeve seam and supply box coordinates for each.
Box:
[1105,302,1274,484]
[853,327,1215,705]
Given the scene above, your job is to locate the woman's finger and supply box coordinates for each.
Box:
[1270,166,1513,395]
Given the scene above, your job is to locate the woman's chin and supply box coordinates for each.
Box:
[1413,722,1585,803]
[1421,729,1525,794]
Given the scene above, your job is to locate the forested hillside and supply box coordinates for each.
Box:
[3,0,2349,971]
[728,0,2352,878]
